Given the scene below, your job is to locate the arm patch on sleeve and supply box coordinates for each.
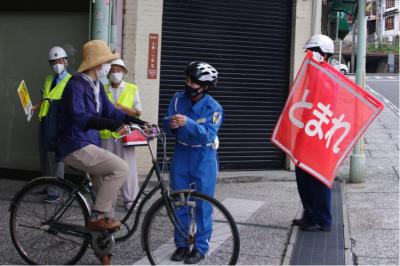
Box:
[212,112,222,124]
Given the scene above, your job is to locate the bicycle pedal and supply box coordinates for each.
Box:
[107,227,120,233]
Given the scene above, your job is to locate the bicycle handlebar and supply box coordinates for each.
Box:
[127,123,161,140]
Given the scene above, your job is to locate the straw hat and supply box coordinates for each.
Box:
[77,40,120,72]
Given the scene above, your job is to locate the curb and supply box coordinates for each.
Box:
[282,203,302,265]
[341,181,353,265]
[139,169,297,184]
[347,73,400,76]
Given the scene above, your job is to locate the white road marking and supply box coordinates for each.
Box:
[367,86,399,117]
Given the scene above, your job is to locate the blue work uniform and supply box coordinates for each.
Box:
[163,91,223,255]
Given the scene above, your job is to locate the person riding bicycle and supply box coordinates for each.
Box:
[56,40,147,264]
[163,61,223,264]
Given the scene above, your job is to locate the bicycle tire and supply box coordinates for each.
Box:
[142,191,240,265]
[9,177,90,265]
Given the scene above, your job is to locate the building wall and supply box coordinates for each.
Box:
[122,0,163,175]
[290,0,314,83]
[287,0,314,169]
[377,0,400,38]
[122,0,315,174]
[0,12,88,172]
[0,1,316,175]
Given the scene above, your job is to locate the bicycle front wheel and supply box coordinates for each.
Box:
[9,177,90,265]
[142,191,240,265]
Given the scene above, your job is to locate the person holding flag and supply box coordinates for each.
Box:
[292,34,335,232]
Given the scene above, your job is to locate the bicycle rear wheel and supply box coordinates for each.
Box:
[142,191,240,265]
[9,177,90,265]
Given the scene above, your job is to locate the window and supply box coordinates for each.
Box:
[385,16,394,30]
[386,0,395,9]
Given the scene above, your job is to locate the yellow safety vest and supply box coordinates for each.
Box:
[38,73,71,121]
[99,82,139,139]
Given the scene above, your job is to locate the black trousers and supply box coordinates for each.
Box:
[295,166,332,226]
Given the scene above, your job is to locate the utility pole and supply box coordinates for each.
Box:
[350,0,367,183]
[335,11,343,66]
[91,0,110,42]
[351,20,356,73]
[336,11,340,41]
[109,0,118,51]
[312,0,322,35]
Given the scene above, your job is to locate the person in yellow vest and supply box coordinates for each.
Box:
[100,59,142,210]
[31,46,71,203]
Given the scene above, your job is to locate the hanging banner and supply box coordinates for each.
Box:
[272,51,384,188]
[147,33,159,79]
[17,80,33,122]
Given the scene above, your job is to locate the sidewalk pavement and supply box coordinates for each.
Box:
[337,101,399,265]
[0,105,398,265]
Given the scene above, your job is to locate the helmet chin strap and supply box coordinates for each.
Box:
[189,88,208,103]
[190,93,203,103]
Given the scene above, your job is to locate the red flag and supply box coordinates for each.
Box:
[272,51,384,188]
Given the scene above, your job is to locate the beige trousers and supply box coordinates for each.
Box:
[101,138,139,204]
[63,144,129,217]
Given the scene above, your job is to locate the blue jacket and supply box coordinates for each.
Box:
[56,74,127,161]
[163,91,223,255]
[163,92,223,146]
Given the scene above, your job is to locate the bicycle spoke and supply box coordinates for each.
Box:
[10,180,89,265]
[17,223,45,231]
[51,231,83,248]
[143,192,240,265]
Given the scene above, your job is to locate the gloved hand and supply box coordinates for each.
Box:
[312,51,325,62]
[143,123,160,138]
[116,124,131,136]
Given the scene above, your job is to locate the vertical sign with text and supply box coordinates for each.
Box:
[147,33,159,79]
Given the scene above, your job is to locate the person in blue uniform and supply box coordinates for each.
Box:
[163,61,223,264]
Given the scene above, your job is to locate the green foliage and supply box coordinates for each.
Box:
[367,43,400,53]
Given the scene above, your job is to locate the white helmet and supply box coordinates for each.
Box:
[303,34,334,55]
[110,58,128,72]
[48,46,67,61]
[185,61,218,87]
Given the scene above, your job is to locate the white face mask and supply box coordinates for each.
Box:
[109,72,124,83]
[96,63,111,79]
[52,64,65,75]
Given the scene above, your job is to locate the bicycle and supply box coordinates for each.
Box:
[9,124,240,265]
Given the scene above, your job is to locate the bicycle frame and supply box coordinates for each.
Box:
[115,133,190,242]
[9,125,240,265]
[17,128,193,252]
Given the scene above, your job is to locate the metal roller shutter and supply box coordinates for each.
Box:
[158,0,292,170]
